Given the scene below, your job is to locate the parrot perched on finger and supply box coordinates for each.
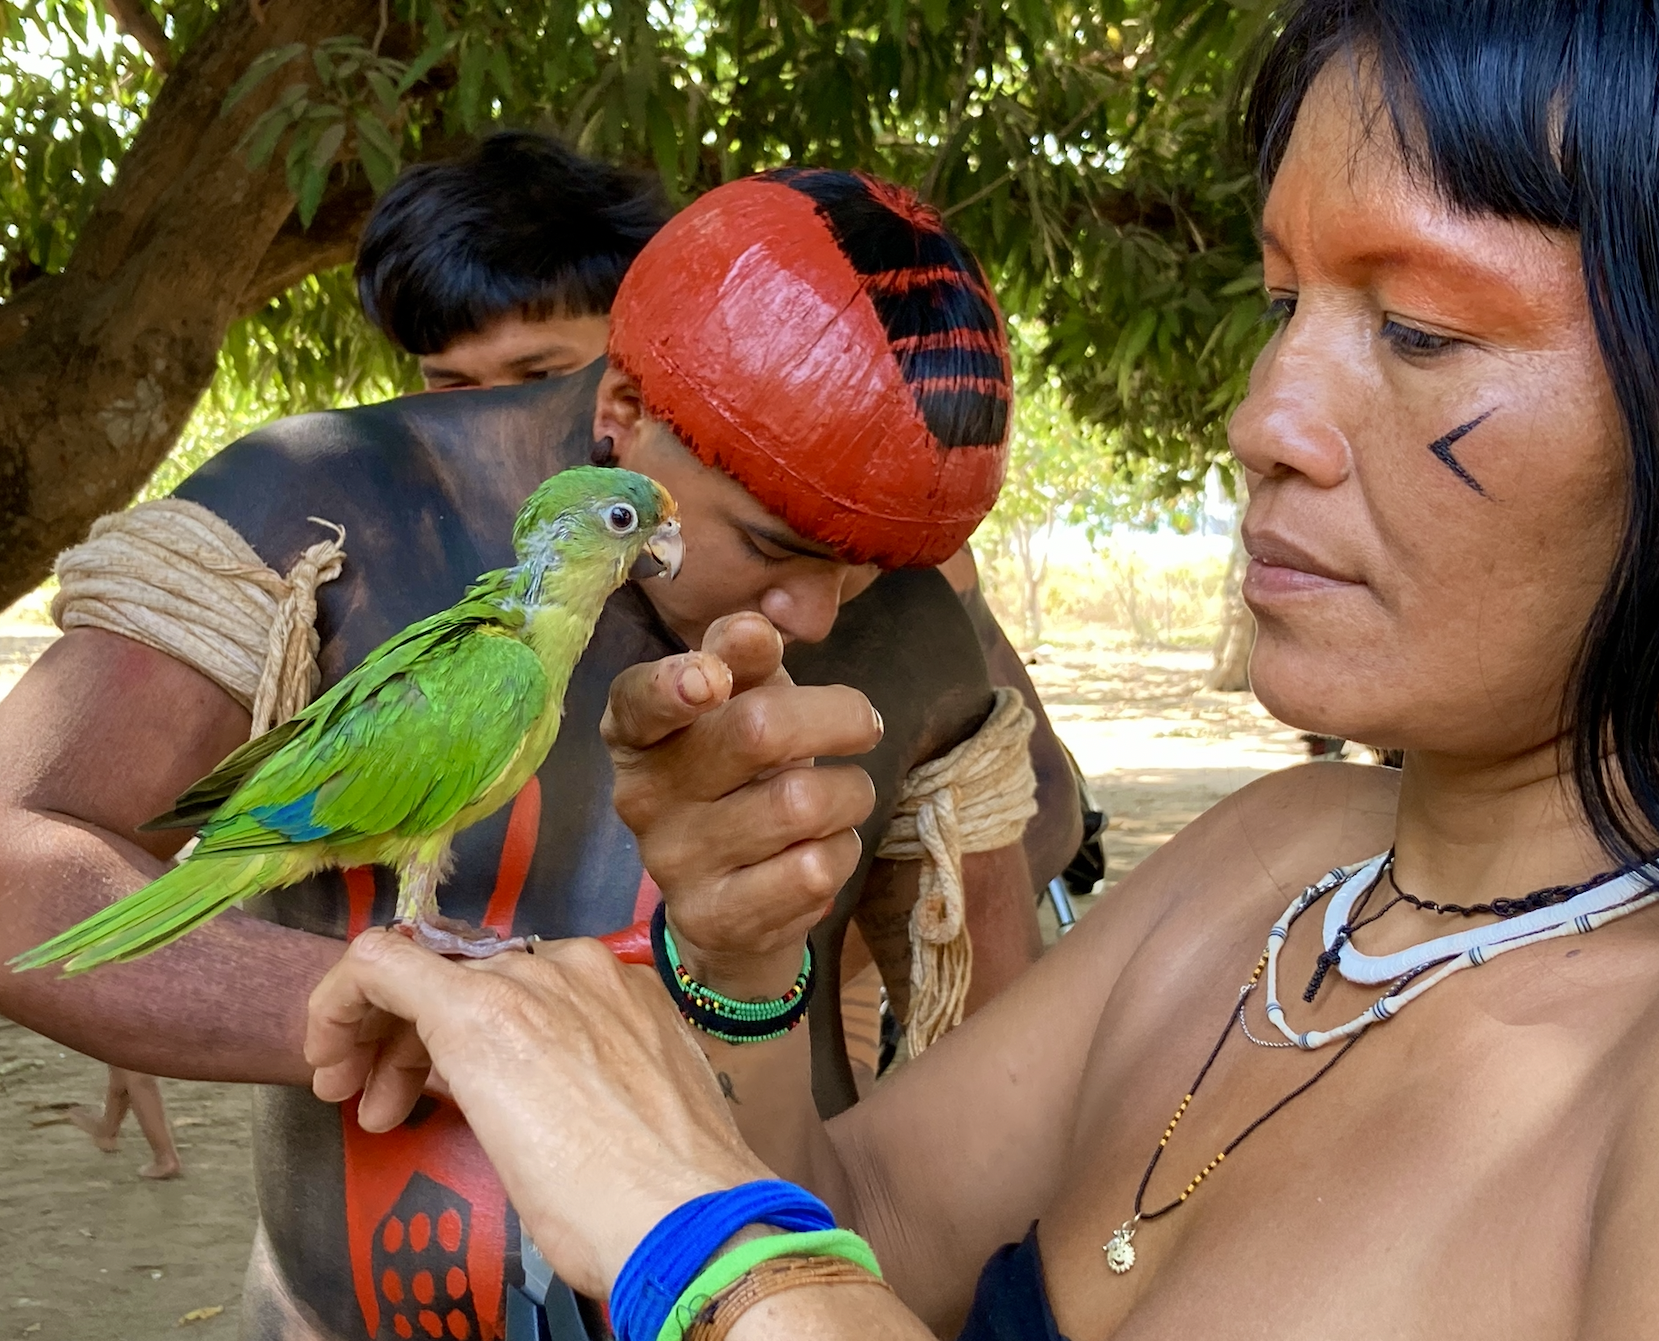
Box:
[12,466,682,976]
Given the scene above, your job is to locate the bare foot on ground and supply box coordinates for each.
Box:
[140,1155,183,1180]
[67,1105,120,1152]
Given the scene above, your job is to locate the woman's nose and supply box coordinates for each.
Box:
[1228,320,1354,490]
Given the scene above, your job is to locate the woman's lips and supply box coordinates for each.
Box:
[1241,534,1363,602]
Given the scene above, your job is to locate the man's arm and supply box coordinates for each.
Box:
[0,628,343,1084]
[854,846,1039,1025]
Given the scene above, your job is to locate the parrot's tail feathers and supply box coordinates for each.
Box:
[8,851,303,976]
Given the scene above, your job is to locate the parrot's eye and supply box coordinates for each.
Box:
[604,503,639,535]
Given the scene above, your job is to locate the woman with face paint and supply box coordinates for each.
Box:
[302,3,1659,1338]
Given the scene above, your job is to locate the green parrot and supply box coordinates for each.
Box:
[12,465,681,975]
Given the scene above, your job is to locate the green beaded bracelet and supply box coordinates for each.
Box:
[654,1228,882,1341]
[650,903,816,1044]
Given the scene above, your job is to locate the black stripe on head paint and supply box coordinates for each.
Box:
[768,168,1010,449]
[1428,410,1494,497]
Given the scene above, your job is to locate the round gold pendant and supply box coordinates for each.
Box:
[1103,1228,1137,1274]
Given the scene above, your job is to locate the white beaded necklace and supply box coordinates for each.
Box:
[1260,855,1659,1050]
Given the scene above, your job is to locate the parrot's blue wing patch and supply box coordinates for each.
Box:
[247,794,332,843]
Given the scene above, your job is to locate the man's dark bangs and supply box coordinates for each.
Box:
[355,132,670,356]
[1245,0,1659,863]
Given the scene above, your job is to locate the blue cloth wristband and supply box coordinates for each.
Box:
[610,1180,836,1341]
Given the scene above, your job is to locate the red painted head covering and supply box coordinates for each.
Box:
[608,169,1011,567]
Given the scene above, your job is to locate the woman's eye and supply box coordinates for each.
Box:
[1382,318,1458,357]
[1263,295,1297,328]
[606,504,638,534]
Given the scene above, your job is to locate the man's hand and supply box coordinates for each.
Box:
[306,929,770,1298]
[602,612,883,995]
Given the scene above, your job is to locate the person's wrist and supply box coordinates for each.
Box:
[665,918,810,1003]
[589,1172,750,1295]
[605,1180,843,1341]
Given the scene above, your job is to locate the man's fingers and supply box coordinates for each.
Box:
[601,651,734,752]
[667,685,884,802]
[676,832,866,955]
[702,613,787,694]
[642,763,875,876]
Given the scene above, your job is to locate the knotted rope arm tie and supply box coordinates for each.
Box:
[52,499,347,740]
[875,686,1039,1056]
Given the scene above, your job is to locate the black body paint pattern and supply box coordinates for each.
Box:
[718,1072,740,1104]
[1428,410,1494,497]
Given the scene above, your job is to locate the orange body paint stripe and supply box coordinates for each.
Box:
[345,868,377,939]
[482,777,542,937]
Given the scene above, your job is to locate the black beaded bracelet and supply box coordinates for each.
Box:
[649,902,815,1044]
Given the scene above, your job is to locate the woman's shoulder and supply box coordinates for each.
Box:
[1149,759,1398,904]
[1062,760,1399,978]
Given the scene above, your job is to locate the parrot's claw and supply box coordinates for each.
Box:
[392,915,529,959]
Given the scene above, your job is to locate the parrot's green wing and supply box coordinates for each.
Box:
[143,575,527,834]
[183,580,551,856]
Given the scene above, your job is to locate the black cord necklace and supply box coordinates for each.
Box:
[1384,850,1630,919]
[1301,861,1398,1002]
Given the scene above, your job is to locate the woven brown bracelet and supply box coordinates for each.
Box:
[683,1254,894,1341]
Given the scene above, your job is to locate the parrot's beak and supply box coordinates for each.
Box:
[631,518,684,581]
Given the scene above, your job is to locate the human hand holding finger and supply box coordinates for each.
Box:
[306,928,455,1130]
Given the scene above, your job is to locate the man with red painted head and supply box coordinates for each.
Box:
[0,168,1075,1340]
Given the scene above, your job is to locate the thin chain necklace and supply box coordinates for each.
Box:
[1104,856,1658,1276]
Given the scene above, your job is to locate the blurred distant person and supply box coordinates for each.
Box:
[69,1066,182,1180]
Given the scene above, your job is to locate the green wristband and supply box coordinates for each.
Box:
[654,1227,882,1341]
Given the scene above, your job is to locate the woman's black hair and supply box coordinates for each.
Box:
[355,131,671,355]
[1245,0,1659,863]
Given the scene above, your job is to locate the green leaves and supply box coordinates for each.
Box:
[217,30,423,226]
[221,42,307,114]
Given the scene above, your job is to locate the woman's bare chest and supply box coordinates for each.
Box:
[1034,910,1657,1341]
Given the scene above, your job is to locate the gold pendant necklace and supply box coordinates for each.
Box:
[1103,953,1366,1276]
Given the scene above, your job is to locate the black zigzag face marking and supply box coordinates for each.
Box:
[772,169,1009,450]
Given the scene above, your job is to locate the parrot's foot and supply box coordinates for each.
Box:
[392,914,528,959]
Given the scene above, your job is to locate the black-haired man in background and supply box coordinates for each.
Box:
[356,130,670,390]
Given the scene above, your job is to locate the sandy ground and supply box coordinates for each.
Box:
[0,619,1302,1339]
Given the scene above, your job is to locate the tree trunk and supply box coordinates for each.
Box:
[0,0,383,606]
[1207,481,1255,692]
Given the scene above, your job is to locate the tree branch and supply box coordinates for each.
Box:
[237,130,471,317]
[102,0,172,74]
[238,180,375,314]
[0,0,383,605]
